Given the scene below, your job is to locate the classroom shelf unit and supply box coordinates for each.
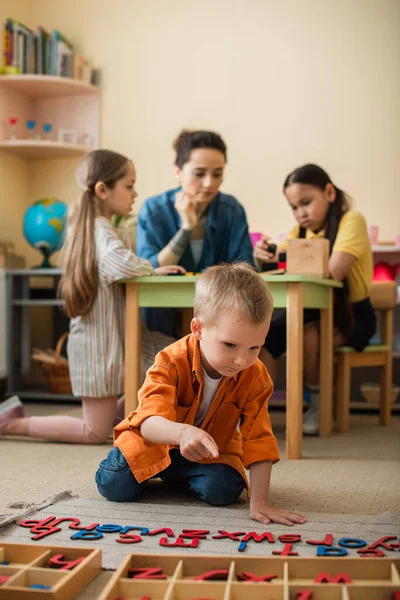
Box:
[5,269,75,402]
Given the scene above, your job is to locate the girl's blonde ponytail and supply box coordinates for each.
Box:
[59,149,130,318]
[59,189,98,317]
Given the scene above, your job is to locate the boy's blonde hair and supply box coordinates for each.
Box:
[194,262,273,325]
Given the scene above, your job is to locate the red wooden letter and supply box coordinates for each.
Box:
[179,529,210,539]
[128,567,167,580]
[237,572,278,582]
[241,531,274,543]
[116,534,142,544]
[159,537,199,548]
[306,534,333,546]
[192,569,229,581]
[296,591,313,600]
[366,536,399,551]
[48,554,86,571]
[279,534,301,543]
[147,528,174,537]
[272,543,298,556]
[69,522,99,531]
[212,530,246,541]
[314,572,352,584]
[357,548,385,557]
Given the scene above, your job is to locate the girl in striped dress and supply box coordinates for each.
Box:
[0,150,184,443]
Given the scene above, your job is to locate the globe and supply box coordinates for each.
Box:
[23,198,68,268]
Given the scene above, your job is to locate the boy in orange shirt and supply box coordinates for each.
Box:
[96,263,306,525]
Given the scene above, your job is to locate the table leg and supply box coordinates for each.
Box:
[286,283,303,459]
[319,287,333,436]
[125,283,141,417]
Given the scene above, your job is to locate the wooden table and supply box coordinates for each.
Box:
[123,274,342,459]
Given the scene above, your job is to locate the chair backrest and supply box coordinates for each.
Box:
[370,281,397,310]
[369,281,397,348]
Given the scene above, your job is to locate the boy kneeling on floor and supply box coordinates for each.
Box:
[96,263,306,526]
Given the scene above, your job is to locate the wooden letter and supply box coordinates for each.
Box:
[192,570,229,581]
[212,530,245,541]
[314,572,352,584]
[272,543,298,556]
[159,537,199,548]
[306,533,333,546]
[48,553,86,571]
[128,567,166,580]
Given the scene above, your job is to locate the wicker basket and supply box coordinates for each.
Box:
[360,383,400,405]
[34,332,72,394]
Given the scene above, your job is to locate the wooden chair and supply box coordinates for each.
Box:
[335,281,397,432]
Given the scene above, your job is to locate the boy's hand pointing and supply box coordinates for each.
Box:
[179,425,219,462]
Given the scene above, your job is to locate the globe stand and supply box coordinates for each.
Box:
[34,245,54,269]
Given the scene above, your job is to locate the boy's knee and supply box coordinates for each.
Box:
[95,447,143,502]
[191,466,245,506]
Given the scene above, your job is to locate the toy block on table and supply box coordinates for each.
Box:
[287,238,330,277]
[0,541,101,599]
[99,552,400,600]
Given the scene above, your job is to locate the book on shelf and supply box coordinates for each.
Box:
[3,18,36,75]
[36,26,50,75]
[50,29,74,77]
[1,18,98,85]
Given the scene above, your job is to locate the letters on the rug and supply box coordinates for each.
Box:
[17,516,399,556]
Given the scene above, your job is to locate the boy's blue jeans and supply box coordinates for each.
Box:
[96,447,245,506]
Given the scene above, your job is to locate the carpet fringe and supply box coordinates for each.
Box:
[0,490,77,528]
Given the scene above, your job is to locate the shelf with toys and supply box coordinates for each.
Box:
[0,74,100,159]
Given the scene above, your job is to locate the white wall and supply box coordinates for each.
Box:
[3,0,400,245]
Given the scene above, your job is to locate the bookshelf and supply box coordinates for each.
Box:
[0,74,101,397]
[0,75,99,96]
[0,74,100,158]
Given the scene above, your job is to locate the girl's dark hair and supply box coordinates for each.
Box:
[284,163,350,251]
[284,163,353,337]
[173,129,227,168]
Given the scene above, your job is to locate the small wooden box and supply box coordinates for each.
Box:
[99,552,400,599]
[287,238,330,278]
[0,542,101,599]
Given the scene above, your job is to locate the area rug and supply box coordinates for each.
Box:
[0,494,399,569]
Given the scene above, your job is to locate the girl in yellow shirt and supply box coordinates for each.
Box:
[254,164,376,435]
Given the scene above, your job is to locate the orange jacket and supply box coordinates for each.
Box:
[114,334,280,486]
